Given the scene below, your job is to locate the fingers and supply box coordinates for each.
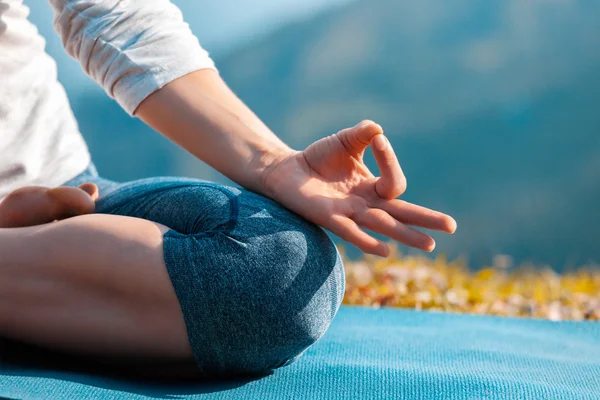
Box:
[355,208,436,252]
[382,199,457,234]
[327,199,456,256]
[336,120,383,156]
[329,214,390,257]
[371,134,406,199]
[337,120,406,199]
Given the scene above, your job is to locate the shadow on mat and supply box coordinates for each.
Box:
[0,337,269,398]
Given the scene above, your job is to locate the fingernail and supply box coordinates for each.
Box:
[449,219,457,234]
[373,134,387,151]
[426,240,436,252]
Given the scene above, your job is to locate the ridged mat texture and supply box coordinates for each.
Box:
[1,306,599,399]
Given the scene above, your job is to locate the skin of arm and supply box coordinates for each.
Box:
[48,0,455,256]
[135,69,457,257]
[134,69,293,196]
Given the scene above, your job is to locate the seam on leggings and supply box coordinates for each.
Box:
[328,273,338,322]
[97,182,240,235]
[161,233,208,376]
[329,249,343,321]
[96,182,219,210]
[95,183,191,211]
[191,183,239,235]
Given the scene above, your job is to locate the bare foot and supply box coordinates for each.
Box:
[0,183,99,228]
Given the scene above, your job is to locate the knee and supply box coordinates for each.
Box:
[254,224,346,370]
[189,201,347,377]
[289,226,345,337]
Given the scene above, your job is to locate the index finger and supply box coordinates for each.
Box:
[371,134,407,200]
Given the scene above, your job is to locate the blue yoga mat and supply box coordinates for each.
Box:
[1,306,599,399]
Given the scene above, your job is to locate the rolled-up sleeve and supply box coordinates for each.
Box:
[49,0,217,116]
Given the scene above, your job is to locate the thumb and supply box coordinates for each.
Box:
[336,120,383,156]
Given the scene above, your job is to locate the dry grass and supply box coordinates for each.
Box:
[340,244,600,321]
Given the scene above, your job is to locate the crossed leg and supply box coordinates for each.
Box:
[0,178,345,377]
[0,213,192,361]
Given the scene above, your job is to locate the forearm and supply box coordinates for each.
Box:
[50,1,292,192]
[134,69,296,195]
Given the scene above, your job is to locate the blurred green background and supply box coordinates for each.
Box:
[28,0,600,268]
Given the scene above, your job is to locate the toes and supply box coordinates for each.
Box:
[78,182,99,201]
[0,185,98,228]
[0,186,53,228]
[48,186,96,217]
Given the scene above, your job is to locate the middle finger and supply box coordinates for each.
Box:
[355,207,436,252]
[380,199,457,234]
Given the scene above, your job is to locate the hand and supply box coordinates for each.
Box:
[261,121,456,257]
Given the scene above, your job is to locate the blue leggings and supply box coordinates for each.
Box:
[62,164,346,378]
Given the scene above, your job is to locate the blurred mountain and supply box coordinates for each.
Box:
[215,0,600,267]
[32,0,600,267]
[27,0,354,89]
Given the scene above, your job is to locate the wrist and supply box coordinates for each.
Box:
[251,144,298,198]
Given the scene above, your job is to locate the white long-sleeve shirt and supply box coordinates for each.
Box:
[0,0,216,199]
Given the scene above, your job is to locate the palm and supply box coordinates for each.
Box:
[264,121,456,257]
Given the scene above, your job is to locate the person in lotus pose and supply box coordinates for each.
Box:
[0,0,455,377]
